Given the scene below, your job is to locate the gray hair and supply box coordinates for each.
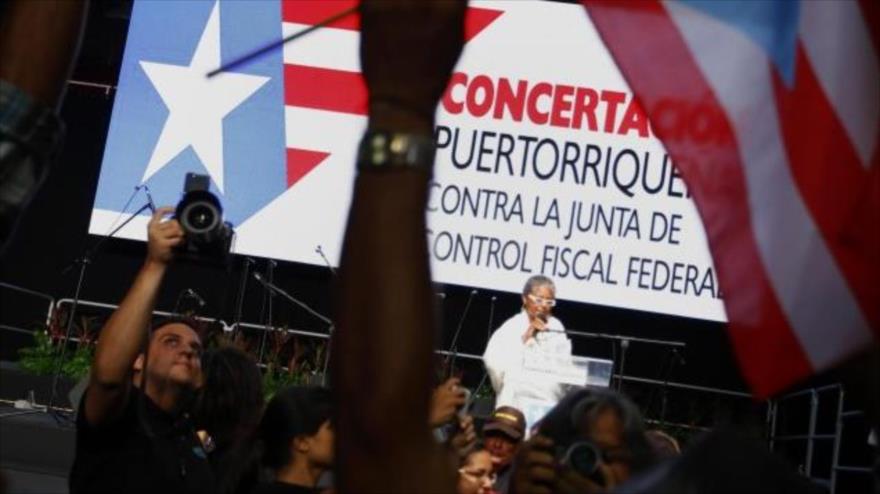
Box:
[522,275,555,296]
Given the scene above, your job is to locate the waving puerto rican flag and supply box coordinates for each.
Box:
[582,0,880,396]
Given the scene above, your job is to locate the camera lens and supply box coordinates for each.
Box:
[181,201,219,234]
[564,441,601,477]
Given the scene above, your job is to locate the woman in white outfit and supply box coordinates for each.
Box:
[482,275,572,429]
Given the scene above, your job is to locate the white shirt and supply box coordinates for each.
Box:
[482,310,572,424]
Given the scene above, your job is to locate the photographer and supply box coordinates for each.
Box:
[510,389,654,494]
[69,207,215,493]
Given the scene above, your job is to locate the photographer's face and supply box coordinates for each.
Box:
[144,323,203,389]
[578,408,632,485]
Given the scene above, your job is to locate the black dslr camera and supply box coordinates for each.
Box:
[559,440,605,485]
[174,173,233,264]
[538,391,610,486]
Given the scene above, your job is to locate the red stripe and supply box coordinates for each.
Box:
[286,148,331,188]
[771,44,880,334]
[280,1,503,44]
[282,0,360,31]
[582,0,813,397]
[284,64,367,116]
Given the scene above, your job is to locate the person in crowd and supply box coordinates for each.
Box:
[457,446,496,494]
[511,388,655,493]
[69,208,215,493]
[193,346,264,494]
[331,0,468,492]
[482,406,526,494]
[645,429,681,461]
[483,275,572,428]
[255,386,334,494]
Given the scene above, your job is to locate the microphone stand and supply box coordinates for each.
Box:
[47,201,154,421]
[647,347,685,425]
[472,296,497,398]
[315,245,337,277]
[256,260,276,364]
[231,257,255,340]
[445,289,478,378]
[251,272,334,385]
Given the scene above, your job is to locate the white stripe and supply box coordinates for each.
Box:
[799,0,879,168]
[282,22,361,73]
[284,105,366,151]
[664,1,875,370]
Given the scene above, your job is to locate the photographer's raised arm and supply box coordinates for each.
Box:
[84,207,183,426]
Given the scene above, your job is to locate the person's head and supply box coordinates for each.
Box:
[483,406,526,471]
[521,275,556,321]
[194,346,264,446]
[133,318,203,394]
[194,346,264,494]
[261,387,334,476]
[457,447,495,494]
[538,388,654,485]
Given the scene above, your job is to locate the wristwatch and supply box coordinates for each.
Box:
[357,130,436,173]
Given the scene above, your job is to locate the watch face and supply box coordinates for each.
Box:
[358,131,435,170]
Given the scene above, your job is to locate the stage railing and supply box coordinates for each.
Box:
[0,294,754,411]
[0,282,56,330]
[768,384,874,494]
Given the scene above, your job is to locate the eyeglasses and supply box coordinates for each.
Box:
[527,294,556,307]
[459,468,497,485]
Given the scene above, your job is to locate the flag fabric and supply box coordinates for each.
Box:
[581,0,880,397]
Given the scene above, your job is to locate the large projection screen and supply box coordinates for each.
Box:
[90,0,727,322]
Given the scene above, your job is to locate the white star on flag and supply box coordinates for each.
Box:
[140,1,269,192]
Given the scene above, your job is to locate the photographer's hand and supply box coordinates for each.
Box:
[146,206,184,267]
[511,434,557,494]
[556,464,612,494]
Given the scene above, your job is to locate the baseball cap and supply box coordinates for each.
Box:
[483,406,526,440]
